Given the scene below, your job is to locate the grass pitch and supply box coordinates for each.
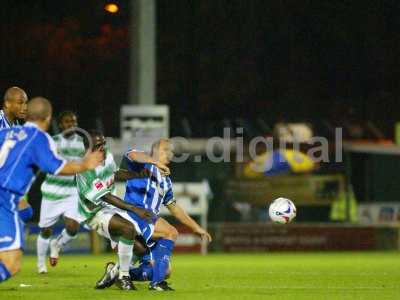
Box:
[1,252,400,300]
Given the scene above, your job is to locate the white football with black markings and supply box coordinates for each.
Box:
[268,197,297,224]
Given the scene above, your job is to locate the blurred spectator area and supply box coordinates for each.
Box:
[170,115,388,142]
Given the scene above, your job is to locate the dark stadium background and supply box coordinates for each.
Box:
[0,0,399,248]
[3,2,400,298]
[1,0,399,138]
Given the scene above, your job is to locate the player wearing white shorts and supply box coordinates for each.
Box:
[76,130,153,290]
[36,111,85,273]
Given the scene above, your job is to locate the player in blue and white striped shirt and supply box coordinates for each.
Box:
[0,97,103,283]
[0,87,33,223]
[96,139,212,291]
[0,87,27,128]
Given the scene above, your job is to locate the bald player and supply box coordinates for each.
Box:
[0,97,103,283]
[0,87,27,128]
[0,87,33,224]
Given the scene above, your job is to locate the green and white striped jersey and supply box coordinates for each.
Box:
[40,133,85,201]
[76,150,118,221]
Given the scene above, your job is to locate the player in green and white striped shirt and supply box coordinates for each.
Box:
[76,130,153,290]
[36,111,86,274]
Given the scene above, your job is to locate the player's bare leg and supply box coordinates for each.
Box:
[98,218,177,290]
[0,249,22,281]
[96,236,148,289]
[152,217,178,241]
[106,214,137,291]
[49,217,79,267]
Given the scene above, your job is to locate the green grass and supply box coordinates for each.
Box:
[1,252,400,300]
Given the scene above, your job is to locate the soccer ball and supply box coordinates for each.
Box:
[268,197,296,224]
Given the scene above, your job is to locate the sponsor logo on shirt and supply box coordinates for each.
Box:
[94,180,104,190]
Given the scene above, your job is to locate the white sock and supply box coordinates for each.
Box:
[118,239,134,279]
[55,229,76,250]
[110,263,120,279]
[37,235,50,266]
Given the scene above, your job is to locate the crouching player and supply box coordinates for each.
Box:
[96,139,212,291]
[75,130,154,290]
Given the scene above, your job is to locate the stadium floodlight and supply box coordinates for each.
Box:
[104,3,119,14]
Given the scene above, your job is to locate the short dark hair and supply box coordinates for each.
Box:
[57,110,77,125]
[83,129,104,149]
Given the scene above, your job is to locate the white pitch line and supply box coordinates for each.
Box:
[262,271,390,276]
[208,286,397,290]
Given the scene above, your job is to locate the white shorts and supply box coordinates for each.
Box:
[88,206,141,242]
[38,196,80,228]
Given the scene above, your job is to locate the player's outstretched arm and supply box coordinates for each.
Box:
[102,193,155,223]
[167,202,212,242]
[58,151,103,175]
[114,168,151,181]
[127,150,170,176]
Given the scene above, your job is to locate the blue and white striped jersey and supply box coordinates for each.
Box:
[122,150,174,216]
[0,110,23,129]
[0,122,66,197]
[0,110,12,129]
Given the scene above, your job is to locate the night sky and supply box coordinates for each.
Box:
[1,0,399,137]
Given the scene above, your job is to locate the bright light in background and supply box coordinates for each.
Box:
[104,3,119,14]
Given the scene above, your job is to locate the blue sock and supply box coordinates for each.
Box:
[129,263,153,281]
[19,205,33,223]
[151,239,174,285]
[0,262,11,282]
